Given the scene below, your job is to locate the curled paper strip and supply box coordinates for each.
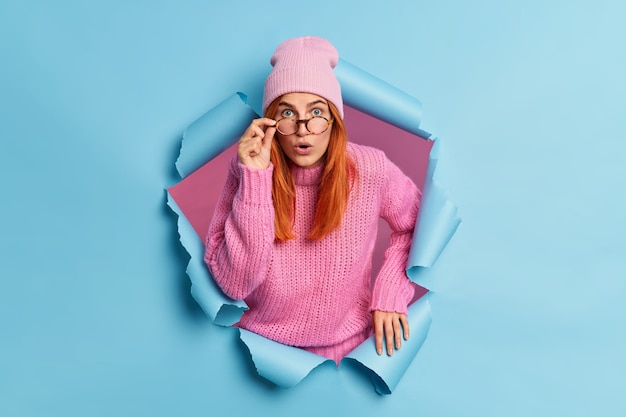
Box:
[166,192,247,325]
[407,139,462,270]
[239,329,329,388]
[343,295,432,395]
[336,58,425,137]
[338,59,461,275]
[176,92,258,178]
[167,92,257,324]
[166,59,460,394]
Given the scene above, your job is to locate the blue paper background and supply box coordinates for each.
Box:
[1,1,625,416]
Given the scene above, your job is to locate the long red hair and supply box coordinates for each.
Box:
[265,97,356,241]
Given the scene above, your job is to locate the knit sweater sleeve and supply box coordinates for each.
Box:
[204,155,275,300]
[370,156,421,315]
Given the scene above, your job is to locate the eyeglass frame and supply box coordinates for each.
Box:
[274,116,334,136]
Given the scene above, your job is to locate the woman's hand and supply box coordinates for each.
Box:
[372,310,410,356]
[238,118,277,170]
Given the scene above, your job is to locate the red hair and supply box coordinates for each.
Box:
[265,98,356,241]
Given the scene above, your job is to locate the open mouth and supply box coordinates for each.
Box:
[294,143,313,155]
[296,142,312,149]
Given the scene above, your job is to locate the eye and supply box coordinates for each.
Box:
[311,108,324,117]
[281,109,294,118]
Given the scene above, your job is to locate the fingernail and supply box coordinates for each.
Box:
[377,348,382,355]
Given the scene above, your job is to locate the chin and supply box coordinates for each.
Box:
[289,155,322,168]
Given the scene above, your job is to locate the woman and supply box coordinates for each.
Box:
[205,36,420,364]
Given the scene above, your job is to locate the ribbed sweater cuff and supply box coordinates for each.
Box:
[370,279,414,316]
[237,163,274,205]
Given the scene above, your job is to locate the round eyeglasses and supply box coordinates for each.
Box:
[275,116,333,136]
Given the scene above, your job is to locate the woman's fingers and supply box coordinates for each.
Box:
[238,118,276,169]
[373,312,384,355]
[241,118,276,144]
[261,125,276,150]
[373,310,410,356]
[400,314,410,341]
[385,315,395,356]
[251,118,276,137]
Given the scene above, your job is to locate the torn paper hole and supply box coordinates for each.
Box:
[166,60,460,394]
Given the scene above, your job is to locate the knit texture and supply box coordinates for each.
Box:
[205,143,420,363]
[263,36,344,118]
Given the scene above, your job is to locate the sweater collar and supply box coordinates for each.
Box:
[291,162,324,186]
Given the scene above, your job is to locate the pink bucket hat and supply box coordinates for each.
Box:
[263,36,344,118]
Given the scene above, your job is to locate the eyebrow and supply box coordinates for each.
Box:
[277,99,329,109]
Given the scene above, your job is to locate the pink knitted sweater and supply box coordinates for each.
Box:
[205,143,420,363]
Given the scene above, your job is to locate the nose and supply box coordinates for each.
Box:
[295,120,309,136]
